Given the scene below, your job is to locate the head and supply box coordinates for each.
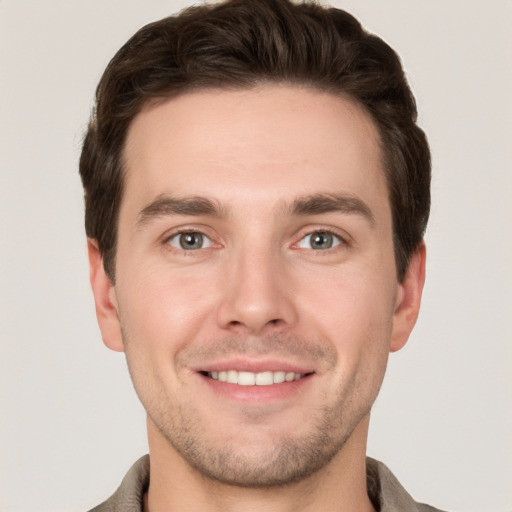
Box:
[81,0,430,490]
[79,0,430,284]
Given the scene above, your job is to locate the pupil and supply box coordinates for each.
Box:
[312,232,332,249]
[180,233,202,249]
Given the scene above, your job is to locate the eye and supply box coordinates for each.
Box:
[167,231,213,250]
[297,231,342,250]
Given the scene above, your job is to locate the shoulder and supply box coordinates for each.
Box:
[87,455,150,512]
[366,457,449,512]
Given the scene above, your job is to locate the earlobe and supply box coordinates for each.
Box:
[390,243,426,352]
[87,239,125,352]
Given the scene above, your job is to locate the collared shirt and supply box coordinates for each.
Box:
[88,455,447,512]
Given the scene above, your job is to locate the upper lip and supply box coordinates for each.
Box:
[192,358,315,375]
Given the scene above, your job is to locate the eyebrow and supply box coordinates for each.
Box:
[137,195,225,227]
[286,193,375,226]
[136,192,375,227]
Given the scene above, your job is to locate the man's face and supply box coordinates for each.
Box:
[90,85,424,487]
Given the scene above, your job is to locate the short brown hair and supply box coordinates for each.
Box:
[79,0,430,282]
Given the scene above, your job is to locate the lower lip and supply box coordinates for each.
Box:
[199,373,313,403]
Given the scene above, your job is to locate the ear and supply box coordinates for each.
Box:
[87,239,125,352]
[390,243,426,352]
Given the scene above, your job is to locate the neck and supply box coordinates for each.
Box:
[144,415,376,512]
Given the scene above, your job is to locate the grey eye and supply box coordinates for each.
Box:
[168,232,212,250]
[298,231,341,250]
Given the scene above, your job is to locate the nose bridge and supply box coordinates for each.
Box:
[216,233,296,334]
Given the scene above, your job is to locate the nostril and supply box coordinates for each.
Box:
[224,317,284,335]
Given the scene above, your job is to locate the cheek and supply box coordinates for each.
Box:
[116,270,210,407]
[299,266,396,344]
[116,265,219,355]
[296,266,395,397]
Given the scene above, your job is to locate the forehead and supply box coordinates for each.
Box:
[122,85,386,216]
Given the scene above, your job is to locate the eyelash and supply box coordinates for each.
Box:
[162,226,350,255]
[294,229,350,252]
[163,229,215,253]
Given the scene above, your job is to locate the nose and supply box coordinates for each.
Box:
[216,245,297,336]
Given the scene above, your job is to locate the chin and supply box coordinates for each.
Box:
[151,399,368,488]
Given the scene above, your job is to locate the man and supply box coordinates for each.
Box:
[80,0,442,510]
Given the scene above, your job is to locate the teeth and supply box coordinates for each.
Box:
[238,371,255,386]
[227,370,238,384]
[273,371,285,384]
[209,370,304,385]
[255,371,273,385]
[285,372,295,382]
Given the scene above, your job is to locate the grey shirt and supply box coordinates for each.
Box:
[89,455,447,512]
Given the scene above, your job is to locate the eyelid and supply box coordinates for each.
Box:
[161,225,220,252]
[292,226,352,250]
[167,231,213,250]
[297,232,341,250]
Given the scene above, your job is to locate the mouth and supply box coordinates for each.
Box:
[201,370,308,386]
[196,364,316,403]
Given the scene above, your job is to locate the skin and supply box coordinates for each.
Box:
[88,85,426,512]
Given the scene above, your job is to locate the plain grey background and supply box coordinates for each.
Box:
[1,1,511,511]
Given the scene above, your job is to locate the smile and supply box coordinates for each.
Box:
[207,370,304,386]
